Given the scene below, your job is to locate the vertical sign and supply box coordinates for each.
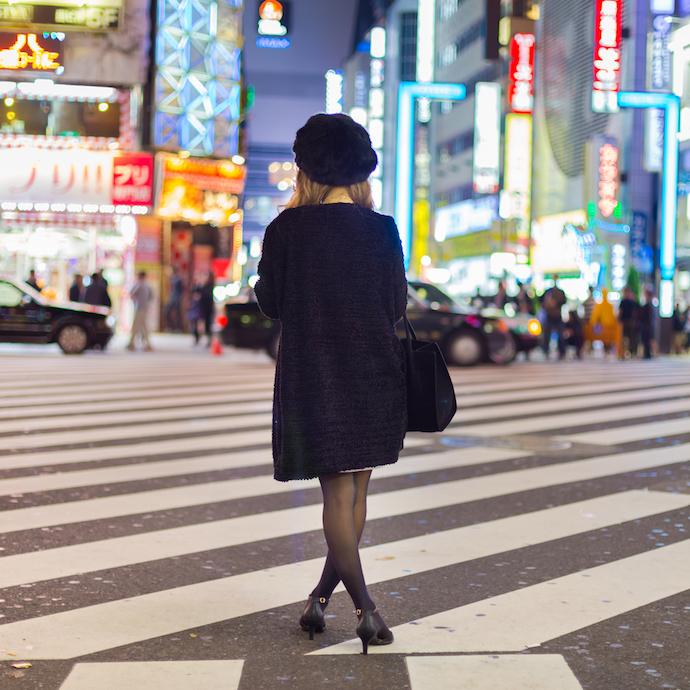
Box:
[473,82,501,194]
[648,10,672,91]
[586,135,620,220]
[504,113,533,251]
[644,107,664,171]
[597,141,619,217]
[592,0,621,113]
[508,33,535,113]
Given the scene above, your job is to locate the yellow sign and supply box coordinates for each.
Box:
[0,33,60,70]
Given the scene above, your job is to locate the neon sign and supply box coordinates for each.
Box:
[597,142,618,217]
[592,0,621,113]
[258,1,289,36]
[473,82,501,193]
[508,33,535,114]
[504,113,533,251]
[0,33,62,71]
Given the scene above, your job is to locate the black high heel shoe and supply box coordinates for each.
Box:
[356,608,394,655]
[299,595,329,640]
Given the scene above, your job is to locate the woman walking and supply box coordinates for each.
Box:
[254,114,408,654]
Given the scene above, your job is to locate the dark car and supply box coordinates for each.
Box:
[220,282,539,366]
[0,279,114,354]
[408,281,542,363]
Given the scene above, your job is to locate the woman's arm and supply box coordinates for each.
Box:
[387,218,408,322]
[254,220,284,319]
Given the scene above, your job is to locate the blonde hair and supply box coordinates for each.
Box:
[285,170,373,210]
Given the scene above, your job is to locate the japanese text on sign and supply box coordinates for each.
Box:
[0,33,61,71]
[112,153,154,206]
[508,33,535,114]
[592,0,621,113]
[598,142,619,217]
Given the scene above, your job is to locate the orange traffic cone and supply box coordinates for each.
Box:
[210,335,223,355]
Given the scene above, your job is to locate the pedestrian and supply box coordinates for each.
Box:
[582,286,596,325]
[198,272,215,347]
[515,283,535,315]
[188,284,203,345]
[26,269,40,291]
[127,271,153,351]
[492,280,508,309]
[84,271,112,308]
[165,265,184,332]
[254,114,405,653]
[69,273,85,302]
[618,285,639,358]
[638,286,655,360]
[541,275,567,360]
[672,304,687,354]
[563,310,584,359]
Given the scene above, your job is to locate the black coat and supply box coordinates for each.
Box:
[255,203,408,481]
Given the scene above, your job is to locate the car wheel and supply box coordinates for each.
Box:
[266,331,281,360]
[445,330,484,366]
[487,333,518,364]
[57,324,89,354]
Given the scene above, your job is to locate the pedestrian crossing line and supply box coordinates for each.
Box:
[0,378,274,403]
[0,387,273,415]
[454,378,690,409]
[0,434,428,474]
[0,449,531,588]
[57,660,244,690]
[0,440,502,499]
[4,490,688,660]
[0,443,519,535]
[6,387,690,453]
[405,655,583,690]
[0,400,275,435]
[0,430,274,470]
[450,397,690,438]
[2,439,689,536]
[314,535,690,655]
[559,417,690,446]
[452,384,690,423]
[1,413,274,451]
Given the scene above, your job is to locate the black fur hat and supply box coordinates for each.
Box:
[293,114,378,187]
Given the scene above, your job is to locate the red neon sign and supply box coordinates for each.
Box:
[592,0,621,113]
[598,143,618,217]
[508,33,535,114]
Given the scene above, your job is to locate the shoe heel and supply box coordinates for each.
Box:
[356,609,377,656]
[307,623,316,641]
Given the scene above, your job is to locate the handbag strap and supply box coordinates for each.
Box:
[403,313,417,377]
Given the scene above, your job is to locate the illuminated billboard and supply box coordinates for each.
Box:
[473,82,501,194]
[0,0,122,32]
[592,0,621,113]
[503,113,533,250]
[0,31,63,72]
[508,33,535,114]
[257,0,290,48]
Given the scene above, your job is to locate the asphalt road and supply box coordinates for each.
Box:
[1,337,689,690]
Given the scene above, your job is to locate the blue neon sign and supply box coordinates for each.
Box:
[617,91,679,282]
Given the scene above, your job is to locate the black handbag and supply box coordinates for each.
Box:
[402,314,457,432]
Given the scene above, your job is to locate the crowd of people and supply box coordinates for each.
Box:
[480,276,690,360]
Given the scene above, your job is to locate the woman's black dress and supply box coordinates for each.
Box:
[254,203,408,481]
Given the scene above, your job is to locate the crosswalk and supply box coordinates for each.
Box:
[1,349,689,689]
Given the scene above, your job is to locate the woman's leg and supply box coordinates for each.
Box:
[311,470,371,600]
[315,471,375,611]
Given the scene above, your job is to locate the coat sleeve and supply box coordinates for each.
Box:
[254,219,284,320]
[386,217,408,322]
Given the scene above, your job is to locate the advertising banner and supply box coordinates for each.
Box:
[503,113,533,250]
[434,196,499,242]
[592,0,621,113]
[0,0,122,32]
[0,148,152,207]
[473,82,501,194]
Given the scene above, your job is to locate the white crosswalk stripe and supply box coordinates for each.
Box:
[0,354,689,690]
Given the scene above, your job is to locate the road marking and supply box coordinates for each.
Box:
[0,448,529,587]
[0,444,516,534]
[316,537,690,655]
[0,400,274,434]
[4,490,689,659]
[59,661,244,690]
[452,384,690,422]
[560,417,690,445]
[0,443,512,497]
[406,655,583,690]
[2,440,688,534]
[451,397,690,437]
[2,413,274,451]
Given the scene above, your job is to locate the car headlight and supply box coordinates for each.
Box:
[528,319,541,336]
[105,315,116,328]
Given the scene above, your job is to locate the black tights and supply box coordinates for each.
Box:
[311,471,375,611]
